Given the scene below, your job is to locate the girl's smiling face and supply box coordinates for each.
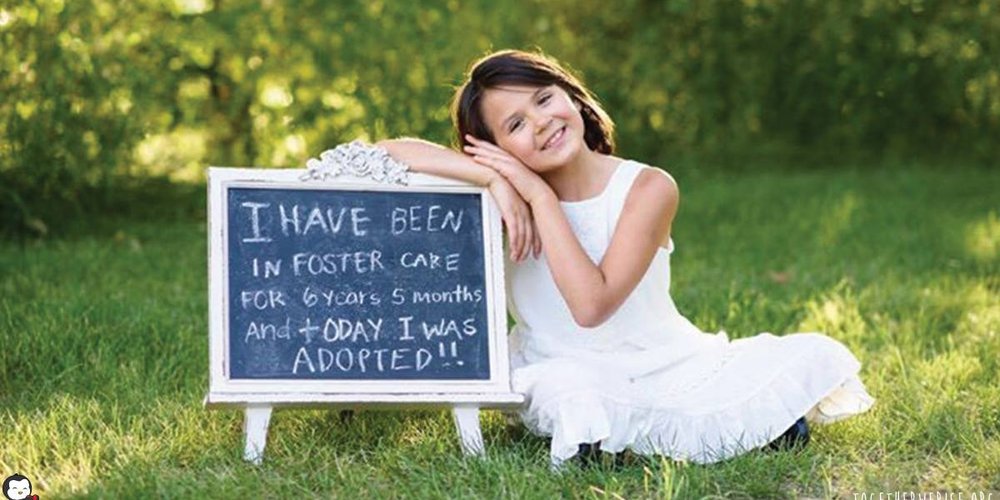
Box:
[479,84,586,172]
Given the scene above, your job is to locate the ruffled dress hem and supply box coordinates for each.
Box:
[515,338,874,466]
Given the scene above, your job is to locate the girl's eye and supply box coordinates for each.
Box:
[538,93,551,105]
[509,119,523,133]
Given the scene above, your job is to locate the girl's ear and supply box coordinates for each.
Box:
[574,99,583,111]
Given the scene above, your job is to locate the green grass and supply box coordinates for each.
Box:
[1,165,998,498]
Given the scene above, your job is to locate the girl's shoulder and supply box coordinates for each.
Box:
[616,158,679,203]
[608,158,679,248]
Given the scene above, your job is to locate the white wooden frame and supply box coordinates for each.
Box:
[204,159,523,464]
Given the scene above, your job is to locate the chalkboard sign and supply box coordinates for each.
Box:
[205,144,523,463]
[206,156,519,402]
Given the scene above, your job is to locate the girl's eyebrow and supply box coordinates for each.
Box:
[500,87,546,131]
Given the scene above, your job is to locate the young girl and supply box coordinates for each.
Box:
[378,49,873,467]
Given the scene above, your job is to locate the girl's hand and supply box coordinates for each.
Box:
[487,175,542,261]
[464,135,552,205]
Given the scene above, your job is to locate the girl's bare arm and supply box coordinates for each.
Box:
[377,138,499,186]
[529,169,677,327]
[376,138,541,260]
[464,136,677,327]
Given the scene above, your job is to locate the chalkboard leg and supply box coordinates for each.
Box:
[339,409,354,424]
[243,404,273,465]
[452,404,484,456]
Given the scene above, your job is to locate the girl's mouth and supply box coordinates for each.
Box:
[542,126,565,151]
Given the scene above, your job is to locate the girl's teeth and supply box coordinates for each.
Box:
[545,128,563,149]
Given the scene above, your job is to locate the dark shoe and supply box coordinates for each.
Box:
[766,417,810,451]
[575,442,632,470]
[576,442,602,468]
[612,450,629,469]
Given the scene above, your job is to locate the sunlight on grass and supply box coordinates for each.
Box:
[965,210,999,261]
[642,458,687,499]
[952,282,999,355]
[4,394,104,496]
[817,191,859,247]
[797,281,869,348]
[916,350,983,394]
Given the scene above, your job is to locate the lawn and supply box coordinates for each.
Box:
[1,165,998,498]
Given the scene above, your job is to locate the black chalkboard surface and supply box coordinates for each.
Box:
[226,186,490,380]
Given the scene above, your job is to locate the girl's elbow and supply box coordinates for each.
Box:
[570,303,615,329]
[376,139,416,162]
[573,315,605,329]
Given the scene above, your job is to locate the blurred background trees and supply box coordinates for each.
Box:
[2,0,997,236]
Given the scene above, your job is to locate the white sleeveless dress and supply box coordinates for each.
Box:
[507,159,874,466]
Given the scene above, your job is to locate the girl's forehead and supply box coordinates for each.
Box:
[481,85,559,117]
[486,84,543,95]
[482,85,545,105]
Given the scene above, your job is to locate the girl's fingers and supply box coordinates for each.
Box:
[515,207,533,262]
[464,145,514,167]
[501,203,534,262]
[521,211,535,260]
[470,154,514,178]
[465,134,503,152]
[471,140,537,260]
[509,204,530,262]
[464,144,520,167]
[523,214,535,261]
[532,220,542,258]
[464,136,501,154]
[507,206,523,261]
[468,135,543,260]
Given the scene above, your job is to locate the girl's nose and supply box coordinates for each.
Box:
[533,115,553,135]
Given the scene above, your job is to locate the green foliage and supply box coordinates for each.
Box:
[1,1,151,236]
[545,0,1000,160]
[2,0,998,236]
[1,166,998,496]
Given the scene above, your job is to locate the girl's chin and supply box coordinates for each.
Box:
[541,137,582,163]
[531,156,575,173]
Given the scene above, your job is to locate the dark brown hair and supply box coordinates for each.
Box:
[452,50,615,154]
